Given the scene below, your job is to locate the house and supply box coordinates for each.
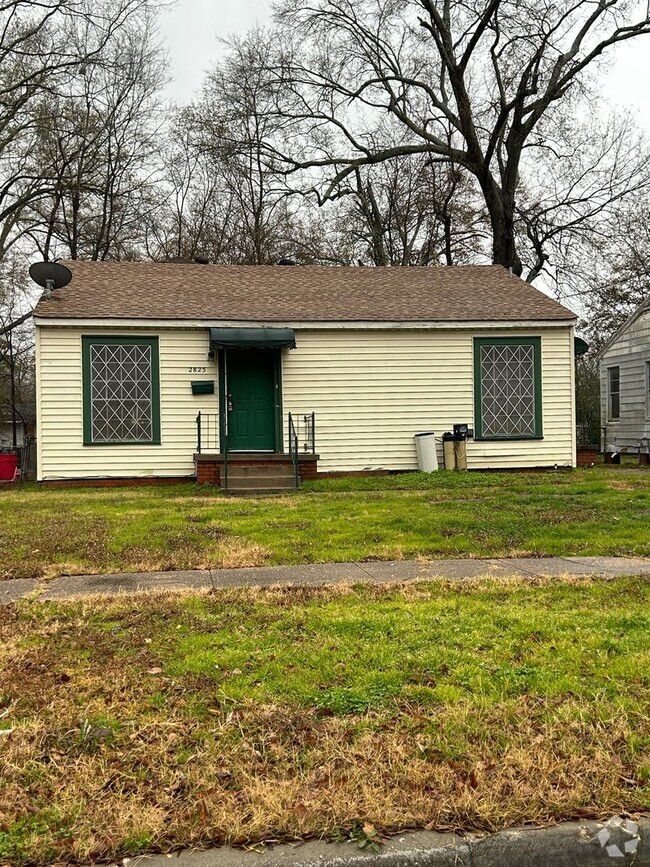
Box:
[0,411,25,449]
[33,261,578,488]
[597,297,650,464]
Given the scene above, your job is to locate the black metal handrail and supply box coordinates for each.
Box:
[288,412,299,488]
[302,412,316,454]
[198,411,314,490]
[196,412,229,487]
[196,412,220,453]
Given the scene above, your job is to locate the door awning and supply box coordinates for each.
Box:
[209,327,296,350]
[574,336,589,356]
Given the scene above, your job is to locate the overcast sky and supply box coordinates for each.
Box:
[158,0,650,131]
[158,0,271,104]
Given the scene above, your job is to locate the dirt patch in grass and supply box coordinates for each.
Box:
[0,514,110,580]
[1,576,649,865]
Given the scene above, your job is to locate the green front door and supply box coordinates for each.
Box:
[224,349,278,451]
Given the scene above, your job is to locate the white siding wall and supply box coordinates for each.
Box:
[599,311,650,451]
[282,328,575,471]
[36,324,576,479]
[36,326,218,480]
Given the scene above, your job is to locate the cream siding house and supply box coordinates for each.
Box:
[33,262,577,487]
[598,297,650,461]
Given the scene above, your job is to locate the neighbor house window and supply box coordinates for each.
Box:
[646,361,650,419]
[474,337,542,439]
[607,366,620,421]
[82,336,160,445]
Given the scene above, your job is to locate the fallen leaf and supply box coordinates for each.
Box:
[147,667,163,675]
[215,770,232,780]
[294,802,307,827]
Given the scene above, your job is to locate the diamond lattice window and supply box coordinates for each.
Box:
[85,340,158,443]
[477,341,540,438]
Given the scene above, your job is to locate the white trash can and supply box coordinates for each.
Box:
[414,431,438,472]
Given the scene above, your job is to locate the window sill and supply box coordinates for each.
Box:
[83,440,162,447]
[475,435,544,442]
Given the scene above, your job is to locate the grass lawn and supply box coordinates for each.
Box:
[0,467,648,580]
[1,576,649,865]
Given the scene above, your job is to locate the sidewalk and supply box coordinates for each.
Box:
[105,820,650,867]
[2,555,649,605]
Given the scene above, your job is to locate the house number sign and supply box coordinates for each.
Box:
[188,366,207,373]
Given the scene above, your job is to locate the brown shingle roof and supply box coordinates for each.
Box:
[33,261,576,322]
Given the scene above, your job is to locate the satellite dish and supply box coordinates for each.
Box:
[29,261,72,290]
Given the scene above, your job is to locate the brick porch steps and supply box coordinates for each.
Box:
[225,463,297,492]
[194,452,319,490]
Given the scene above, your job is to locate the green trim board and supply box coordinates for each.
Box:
[274,351,284,452]
[473,337,543,440]
[82,336,161,446]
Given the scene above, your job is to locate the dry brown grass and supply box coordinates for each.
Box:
[1,579,649,865]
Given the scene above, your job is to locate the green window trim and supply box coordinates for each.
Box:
[82,336,161,446]
[473,337,543,440]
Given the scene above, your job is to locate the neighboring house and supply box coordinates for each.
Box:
[33,261,578,487]
[0,402,36,449]
[598,297,650,463]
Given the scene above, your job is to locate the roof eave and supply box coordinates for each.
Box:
[595,296,650,359]
[34,315,577,329]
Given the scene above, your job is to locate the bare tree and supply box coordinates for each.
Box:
[0,253,35,445]
[334,154,487,266]
[0,0,162,266]
[25,5,165,261]
[173,31,308,264]
[515,112,650,284]
[263,0,650,275]
[146,35,320,266]
[143,116,240,263]
[572,194,650,346]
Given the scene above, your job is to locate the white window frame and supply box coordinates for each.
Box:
[607,366,620,422]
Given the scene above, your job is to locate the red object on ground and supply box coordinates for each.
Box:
[0,453,18,480]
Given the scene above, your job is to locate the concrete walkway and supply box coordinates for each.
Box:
[102,820,650,867]
[2,555,649,605]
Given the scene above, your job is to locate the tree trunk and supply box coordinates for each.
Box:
[478,174,522,275]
